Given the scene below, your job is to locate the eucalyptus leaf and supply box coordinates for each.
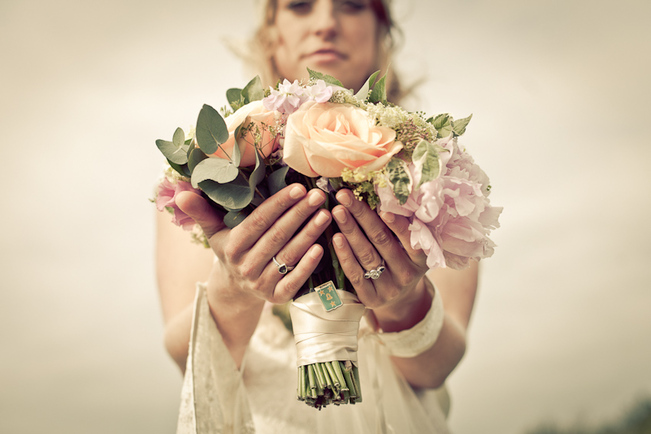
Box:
[231,125,242,167]
[191,157,239,188]
[307,68,344,87]
[242,76,264,103]
[187,148,208,173]
[386,158,412,205]
[156,138,190,165]
[168,160,190,177]
[196,104,229,155]
[452,114,473,136]
[412,140,441,186]
[248,150,266,191]
[355,70,381,101]
[368,75,387,104]
[267,166,290,195]
[224,208,249,228]
[172,127,185,148]
[227,88,243,108]
[198,175,253,210]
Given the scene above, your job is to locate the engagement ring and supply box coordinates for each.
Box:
[272,256,294,275]
[363,260,386,280]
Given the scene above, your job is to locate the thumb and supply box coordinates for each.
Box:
[176,191,226,239]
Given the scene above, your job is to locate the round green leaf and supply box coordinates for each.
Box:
[196,104,229,154]
[191,157,239,188]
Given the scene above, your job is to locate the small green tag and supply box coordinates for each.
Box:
[315,281,343,312]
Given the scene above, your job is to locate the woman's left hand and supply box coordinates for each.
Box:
[331,189,430,318]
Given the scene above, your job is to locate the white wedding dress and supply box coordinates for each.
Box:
[176,284,452,434]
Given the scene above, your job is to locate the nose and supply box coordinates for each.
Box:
[312,0,338,39]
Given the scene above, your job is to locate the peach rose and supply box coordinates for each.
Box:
[212,100,280,167]
[283,101,402,178]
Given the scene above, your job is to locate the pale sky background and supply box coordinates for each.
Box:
[1,0,650,433]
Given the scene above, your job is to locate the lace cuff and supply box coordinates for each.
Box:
[376,289,444,358]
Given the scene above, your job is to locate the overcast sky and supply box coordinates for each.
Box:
[1,1,650,433]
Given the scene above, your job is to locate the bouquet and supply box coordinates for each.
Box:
[153,69,501,409]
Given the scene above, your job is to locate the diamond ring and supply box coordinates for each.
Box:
[363,260,386,280]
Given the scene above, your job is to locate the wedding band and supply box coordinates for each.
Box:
[272,256,294,275]
[363,259,386,280]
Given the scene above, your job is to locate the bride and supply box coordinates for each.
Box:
[156,0,479,432]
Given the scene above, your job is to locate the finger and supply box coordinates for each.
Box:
[379,211,427,267]
[231,183,308,251]
[249,188,327,261]
[269,244,325,304]
[266,208,332,272]
[331,205,384,272]
[176,191,226,239]
[331,233,383,308]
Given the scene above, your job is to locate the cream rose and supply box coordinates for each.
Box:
[212,100,280,167]
[283,101,402,178]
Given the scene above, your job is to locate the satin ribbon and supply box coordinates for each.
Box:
[289,290,366,366]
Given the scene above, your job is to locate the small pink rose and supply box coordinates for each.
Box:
[211,100,281,167]
[155,178,199,230]
[283,101,402,178]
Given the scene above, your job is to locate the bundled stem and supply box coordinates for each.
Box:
[296,361,362,409]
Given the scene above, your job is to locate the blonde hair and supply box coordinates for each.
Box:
[246,0,405,104]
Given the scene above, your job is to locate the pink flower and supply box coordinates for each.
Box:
[283,101,402,178]
[377,158,501,270]
[263,79,307,114]
[155,177,199,230]
[303,80,334,103]
[211,101,281,167]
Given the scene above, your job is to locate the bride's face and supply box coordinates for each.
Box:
[273,0,379,91]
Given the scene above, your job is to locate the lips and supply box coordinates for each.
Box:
[306,49,347,61]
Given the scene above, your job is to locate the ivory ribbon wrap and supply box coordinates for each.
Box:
[289,290,366,366]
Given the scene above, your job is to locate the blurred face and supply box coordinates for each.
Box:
[273,0,379,91]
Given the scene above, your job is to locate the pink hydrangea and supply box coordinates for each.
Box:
[155,177,200,230]
[377,144,502,269]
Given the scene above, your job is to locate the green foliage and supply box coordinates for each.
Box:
[307,68,344,87]
[198,174,253,210]
[187,147,208,173]
[196,104,229,155]
[385,158,412,205]
[452,114,473,136]
[428,114,453,139]
[226,87,244,111]
[155,127,190,165]
[242,75,264,103]
[190,157,239,187]
[267,166,290,196]
[412,140,441,187]
[368,75,387,104]
[355,70,381,101]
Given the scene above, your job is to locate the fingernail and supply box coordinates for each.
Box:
[309,244,323,259]
[290,185,305,199]
[381,212,395,223]
[337,191,353,207]
[314,210,329,226]
[308,190,325,207]
[332,207,347,224]
[333,234,344,248]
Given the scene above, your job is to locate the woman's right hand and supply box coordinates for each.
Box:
[176,183,331,305]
